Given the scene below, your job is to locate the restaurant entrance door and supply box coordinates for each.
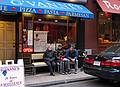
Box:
[0,21,15,61]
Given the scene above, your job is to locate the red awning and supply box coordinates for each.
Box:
[96,0,120,14]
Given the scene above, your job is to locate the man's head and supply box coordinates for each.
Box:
[47,45,52,51]
[69,46,75,51]
[58,45,62,49]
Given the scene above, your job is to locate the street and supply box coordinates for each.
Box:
[47,79,120,87]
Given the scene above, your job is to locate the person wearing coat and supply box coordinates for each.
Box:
[65,46,79,74]
[43,46,56,76]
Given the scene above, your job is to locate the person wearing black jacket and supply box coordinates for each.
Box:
[43,46,56,76]
[56,45,67,74]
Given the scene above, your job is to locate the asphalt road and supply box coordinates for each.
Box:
[46,79,120,87]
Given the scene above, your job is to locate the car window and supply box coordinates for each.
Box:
[115,47,120,53]
[101,45,120,54]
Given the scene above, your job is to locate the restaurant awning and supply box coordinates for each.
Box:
[96,0,120,14]
[0,0,94,19]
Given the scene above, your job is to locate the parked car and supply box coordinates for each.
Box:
[83,44,120,82]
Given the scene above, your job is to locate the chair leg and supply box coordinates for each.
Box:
[33,66,36,75]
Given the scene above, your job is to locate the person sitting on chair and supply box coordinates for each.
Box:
[43,46,56,76]
[56,45,68,75]
[65,46,79,74]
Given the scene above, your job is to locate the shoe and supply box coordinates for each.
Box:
[64,72,67,75]
[74,72,77,74]
[50,73,55,76]
[61,72,65,75]
[67,71,71,74]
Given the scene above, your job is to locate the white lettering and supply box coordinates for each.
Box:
[46,2,58,8]
[0,6,2,10]
[103,1,120,10]
[20,7,36,13]
[0,6,8,11]
[103,1,114,9]
[26,1,35,6]
[66,12,89,17]
[44,10,59,15]
[68,4,82,10]
[38,2,48,7]
[114,4,120,10]
[3,6,7,11]
[38,1,82,10]
[10,0,24,5]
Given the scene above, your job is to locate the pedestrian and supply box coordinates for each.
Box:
[56,44,68,75]
[43,45,56,76]
[65,46,79,74]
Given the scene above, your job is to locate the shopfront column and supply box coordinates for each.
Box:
[76,18,85,50]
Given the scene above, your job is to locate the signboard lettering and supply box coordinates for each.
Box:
[9,0,82,10]
[103,1,120,10]
[20,7,36,13]
[0,0,93,18]
[97,0,120,14]
[66,12,89,17]
[0,59,24,87]
[44,10,59,15]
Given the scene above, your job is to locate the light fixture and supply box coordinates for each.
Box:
[22,13,33,17]
[108,18,111,20]
[54,20,58,22]
[46,15,55,19]
[100,13,104,16]
[60,16,68,20]
[38,19,42,21]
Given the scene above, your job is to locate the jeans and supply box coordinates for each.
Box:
[45,60,56,74]
[67,59,78,72]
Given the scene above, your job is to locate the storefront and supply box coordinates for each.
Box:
[0,0,93,61]
[85,0,120,53]
[96,0,120,52]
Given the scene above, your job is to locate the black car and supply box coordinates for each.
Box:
[83,44,120,82]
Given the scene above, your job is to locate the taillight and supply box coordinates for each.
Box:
[111,60,120,67]
[101,60,111,66]
[84,58,94,64]
[101,60,120,67]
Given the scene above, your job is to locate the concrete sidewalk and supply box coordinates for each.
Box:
[25,70,96,87]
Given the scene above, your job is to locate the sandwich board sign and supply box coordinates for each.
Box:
[0,59,25,87]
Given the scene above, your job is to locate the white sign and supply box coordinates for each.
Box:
[93,61,101,66]
[0,59,25,87]
[85,49,92,55]
[34,31,48,52]
[28,30,33,45]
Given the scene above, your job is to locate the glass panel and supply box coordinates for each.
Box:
[33,14,77,52]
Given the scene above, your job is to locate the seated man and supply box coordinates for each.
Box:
[65,46,79,74]
[56,45,68,75]
[43,46,56,76]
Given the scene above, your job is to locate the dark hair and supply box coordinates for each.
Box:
[36,34,38,37]
[58,45,62,47]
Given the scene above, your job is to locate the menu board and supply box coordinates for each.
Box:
[34,31,48,52]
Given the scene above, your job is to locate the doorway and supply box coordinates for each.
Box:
[0,21,15,61]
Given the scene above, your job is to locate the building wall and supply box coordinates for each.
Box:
[85,0,98,53]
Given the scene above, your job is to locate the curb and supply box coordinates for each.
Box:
[26,77,97,87]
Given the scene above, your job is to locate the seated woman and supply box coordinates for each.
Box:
[43,46,56,76]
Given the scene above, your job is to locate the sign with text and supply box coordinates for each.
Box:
[28,30,33,46]
[0,0,93,18]
[97,0,120,14]
[0,59,24,87]
[34,31,48,52]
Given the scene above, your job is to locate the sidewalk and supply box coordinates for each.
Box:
[25,70,96,87]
